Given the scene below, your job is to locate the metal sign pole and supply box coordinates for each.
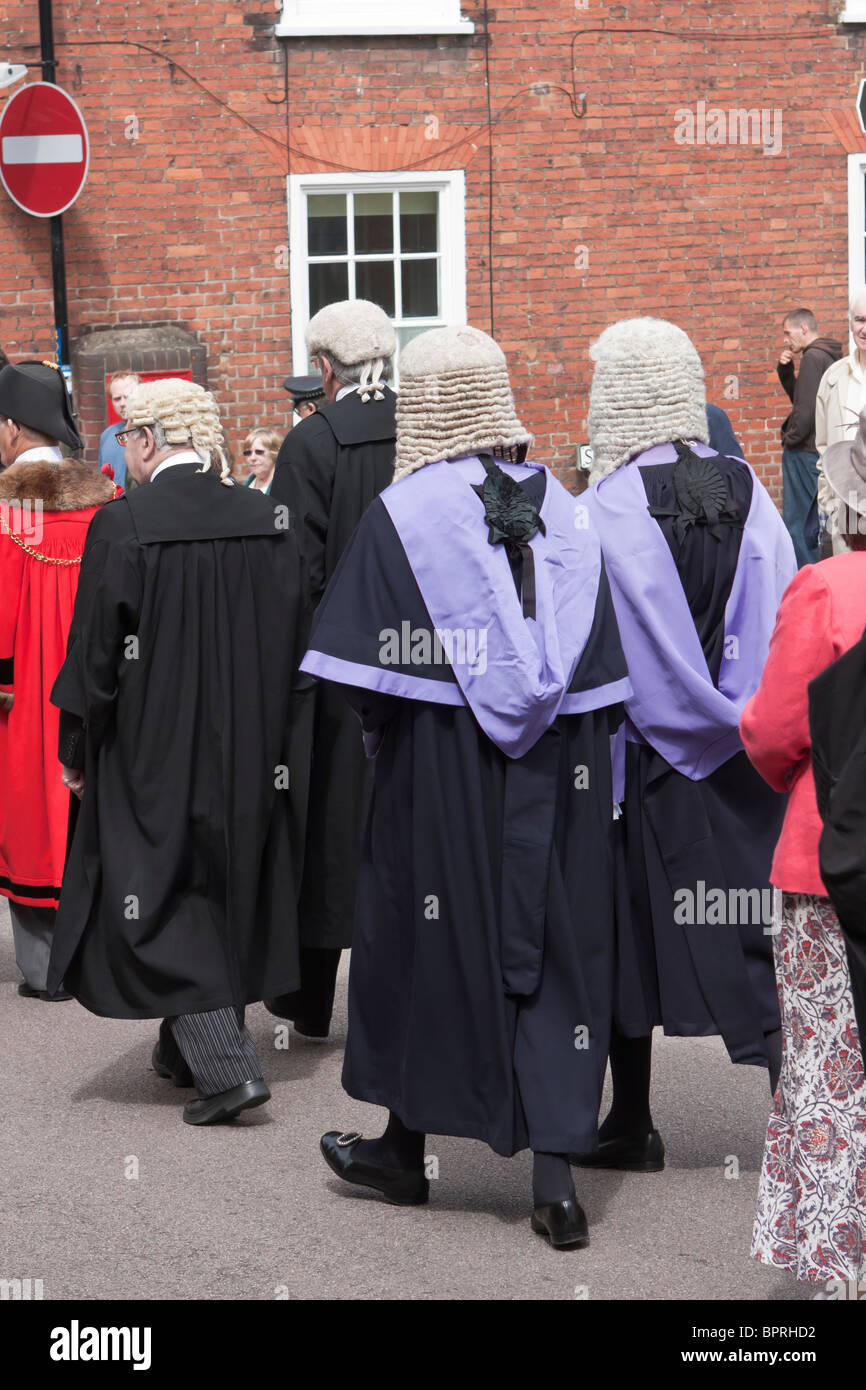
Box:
[38,0,69,366]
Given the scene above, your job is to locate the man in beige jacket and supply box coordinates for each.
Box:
[816,287,866,552]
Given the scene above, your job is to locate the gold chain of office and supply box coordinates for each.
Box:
[0,514,82,565]
[0,483,120,564]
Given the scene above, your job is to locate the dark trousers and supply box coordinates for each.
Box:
[9,901,56,991]
[782,446,820,567]
[159,1007,263,1099]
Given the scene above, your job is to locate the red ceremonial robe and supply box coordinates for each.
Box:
[0,456,117,906]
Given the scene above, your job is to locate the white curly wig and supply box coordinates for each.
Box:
[305,299,396,403]
[393,325,532,480]
[125,378,233,486]
[587,317,708,482]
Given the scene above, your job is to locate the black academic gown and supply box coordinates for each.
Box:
[270,388,396,949]
[46,464,311,1018]
[615,456,784,1064]
[304,480,629,1156]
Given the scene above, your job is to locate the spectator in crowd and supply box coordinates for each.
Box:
[98,371,141,488]
[706,401,743,458]
[304,325,630,1248]
[48,379,311,1124]
[741,409,866,1298]
[777,309,841,567]
[0,361,116,1001]
[242,427,280,494]
[815,287,866,556]
[579,318,796,1176]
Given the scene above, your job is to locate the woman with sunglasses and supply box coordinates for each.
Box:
[241,428,280,494]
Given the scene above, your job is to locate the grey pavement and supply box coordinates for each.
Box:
[0,897,812,1301]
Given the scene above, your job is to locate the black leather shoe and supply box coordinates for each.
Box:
[264,996,330,1039]
[151,1043,194,1089]
[292,1018,330,1039]
[183,1080,270,1125]
[264,1000,332,1045]
[18,981,72,1001]
[320,1130,429,1206]
[531,1197,590,1249]
[569,1128,665,1172]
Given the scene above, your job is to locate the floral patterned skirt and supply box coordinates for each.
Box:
[752,893,866,1282]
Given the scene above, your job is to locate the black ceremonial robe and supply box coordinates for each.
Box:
[614,455,785,1064]
[301,459,630,1156]
[46,463,310,1018]
[270,388,396,949]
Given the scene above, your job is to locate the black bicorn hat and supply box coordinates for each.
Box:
[282,374,325,405]
[0,360,82,450]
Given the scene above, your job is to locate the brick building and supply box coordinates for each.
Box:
[3,0,866,494]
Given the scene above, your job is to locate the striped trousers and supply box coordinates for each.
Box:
[162,1006,263,1099]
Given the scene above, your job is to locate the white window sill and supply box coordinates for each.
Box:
[840,9,866,20]
[276,20,475,35]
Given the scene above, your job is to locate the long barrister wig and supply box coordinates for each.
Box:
[393,325,533,480]
[587,317,709,483]
[124,378,234,485]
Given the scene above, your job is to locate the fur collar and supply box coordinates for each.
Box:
[0,458,117,511]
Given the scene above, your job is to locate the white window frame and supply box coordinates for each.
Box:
[847,152,866,329]
[840,4,866,21]
[276,0,474,37]
[287,169,467,374]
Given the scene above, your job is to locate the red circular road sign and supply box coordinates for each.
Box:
[0,82,89,217]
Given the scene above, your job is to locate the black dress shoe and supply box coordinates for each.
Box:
[17,981,72,1001]
[531,1197,590,1250]
[264,996,330,1039]
[291,1018,330,1040]
[183,1080,270,1126]
[151,1043,194,1089]
[569,1128,665,1172]
[320,1130,429,1206]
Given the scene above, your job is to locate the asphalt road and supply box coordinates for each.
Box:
[0,897,813,1302]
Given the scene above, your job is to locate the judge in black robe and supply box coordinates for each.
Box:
[267,300,396,1036]
[306,325,631,1249]
[579,317,796,1172]
[48,380,311,1124]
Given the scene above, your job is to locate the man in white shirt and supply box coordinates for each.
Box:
[816,288,866,552]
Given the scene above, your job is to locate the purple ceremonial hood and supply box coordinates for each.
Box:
[583,443,796,780]
[378,455,613,758]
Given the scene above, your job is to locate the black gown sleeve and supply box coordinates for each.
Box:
[50,503,144,755]
[270,418,338,603]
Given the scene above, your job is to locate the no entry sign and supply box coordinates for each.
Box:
[0,82,89,217]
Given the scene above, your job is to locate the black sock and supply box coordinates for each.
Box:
[764,1028,782,1097]
[353,1111,425,1170]
[532,1151,575,1207]
[598,1029,654,1142]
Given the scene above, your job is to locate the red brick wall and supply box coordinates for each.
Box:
[2,0,865,496]
[0,1,292,461]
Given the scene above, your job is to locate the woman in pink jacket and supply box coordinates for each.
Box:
[740,416,866,1299]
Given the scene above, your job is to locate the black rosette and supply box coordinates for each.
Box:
[472,453,546,618]
[649,440,743,544]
